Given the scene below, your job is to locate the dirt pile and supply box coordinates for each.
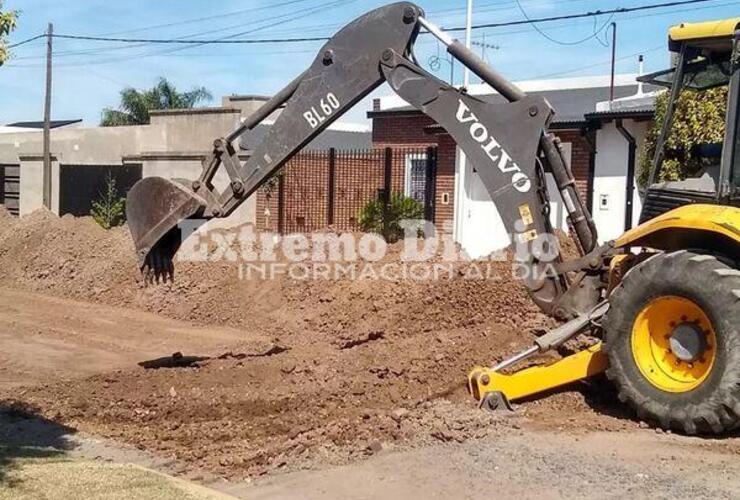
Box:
[2,209,573,479]
[0,209,549,335]
[0,211,287,327]
[0,211,136,300]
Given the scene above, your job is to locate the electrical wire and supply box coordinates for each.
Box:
[31,0,354,69]
[19,0,345,61]
[36,0,724,45]
[524,44,663,80]
[51,33,330,45]
[513,0,615,46]
[6,0,735,69]
[456,0,721,32]
[95,0,325,37]
[7,34,46,49]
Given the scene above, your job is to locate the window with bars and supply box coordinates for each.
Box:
[404,153,427,203]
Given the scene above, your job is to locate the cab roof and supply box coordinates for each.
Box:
[669,17,740,53]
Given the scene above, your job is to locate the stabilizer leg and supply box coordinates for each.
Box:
[468,343,607,409]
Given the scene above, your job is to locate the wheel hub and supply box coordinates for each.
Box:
[631,296,717,393]
[669,322,707,362]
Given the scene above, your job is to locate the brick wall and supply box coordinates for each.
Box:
[434,134,456,227]
[554,129,592,202]
[372,114,455,231]
[255,147,435,233]
[371,115,437,145]
[254,113,593,236]
[370,112,594,230]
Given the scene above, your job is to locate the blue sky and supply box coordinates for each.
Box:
[1,0,739,126]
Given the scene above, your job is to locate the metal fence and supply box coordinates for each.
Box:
[258,146,437,234]
[0,163,20,216]
[59,163,142,217]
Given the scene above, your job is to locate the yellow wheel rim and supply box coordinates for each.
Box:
[631,296,716,393]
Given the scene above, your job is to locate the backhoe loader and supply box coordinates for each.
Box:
[125,4,740,435]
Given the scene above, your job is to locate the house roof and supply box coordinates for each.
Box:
[240,123,372,151]
[584,107,655,122]
[0,126,37,134]
[368,84,660,127]
[6,119,82,129]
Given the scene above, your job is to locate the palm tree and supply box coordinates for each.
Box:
[100,78,212,126]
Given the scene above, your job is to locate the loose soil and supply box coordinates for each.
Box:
[3,208,733,484]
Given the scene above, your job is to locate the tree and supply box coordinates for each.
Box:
[0,2,18,66]
[638,86,727,188]
[90,172,126,229]
[100,78,212,126]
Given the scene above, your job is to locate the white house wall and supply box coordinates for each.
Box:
[455,142,572,259]
[591,120,649,243]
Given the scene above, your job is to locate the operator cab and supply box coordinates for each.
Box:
[638,18,740,221]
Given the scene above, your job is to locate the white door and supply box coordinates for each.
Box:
[458,152,511,259]
[456,143,572,259]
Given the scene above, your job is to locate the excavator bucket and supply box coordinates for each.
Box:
[126,177,208,276]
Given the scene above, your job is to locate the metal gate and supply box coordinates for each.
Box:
[0,163,20,216]
[59,164,142,216]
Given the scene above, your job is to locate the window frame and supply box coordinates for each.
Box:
[404,152,428,203]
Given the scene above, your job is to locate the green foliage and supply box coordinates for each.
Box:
[359,193,424,243]
[90,172,126,229]
[0,2,18,66]
[638,86,727,188]
[100,78,212,126]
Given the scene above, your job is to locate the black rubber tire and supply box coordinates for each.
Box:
[603,250,740,435]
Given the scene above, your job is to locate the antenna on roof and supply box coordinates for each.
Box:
[636,55,645,97]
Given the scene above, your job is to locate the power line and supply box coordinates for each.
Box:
[31,0,346,60]
[7,34,46,48]
[31,0,353,68]
[51,33,329,45]
[40,0,723,45]
[6,0,734,67]
[524,44,664,80]
[96,0,324,37]
[513,0,615,45]
[237,0,601,38]
[452,0,722,31]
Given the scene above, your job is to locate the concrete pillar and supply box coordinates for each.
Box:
[18,154,59,215]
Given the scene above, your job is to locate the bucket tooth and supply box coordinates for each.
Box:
[126,177,208,271]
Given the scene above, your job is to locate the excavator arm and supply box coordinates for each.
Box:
[126,1,601,319]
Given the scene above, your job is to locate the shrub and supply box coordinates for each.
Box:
[638,86,727,188]
[359,193,424,243]
[90,172,126,229]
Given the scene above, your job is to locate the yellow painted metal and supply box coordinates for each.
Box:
[669,17,740,43]
[631,296,717,393]
[468,343,608,403]
[615,204,740,248]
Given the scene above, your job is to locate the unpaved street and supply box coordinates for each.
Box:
[242,430,740,500]
[1,210,739,498]
[2,288,739,500]
[0,289,249,390]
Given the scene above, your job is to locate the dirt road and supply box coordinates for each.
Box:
[2,288,739,500]
[240,430,740,499]
[2,212,739,497]
[0,289,248,390]
[4,402,739,500]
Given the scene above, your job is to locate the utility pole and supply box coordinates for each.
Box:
[42,23,53,210]
[462,0,473,88]
[455,0,474,244]
[609,22,617,103]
